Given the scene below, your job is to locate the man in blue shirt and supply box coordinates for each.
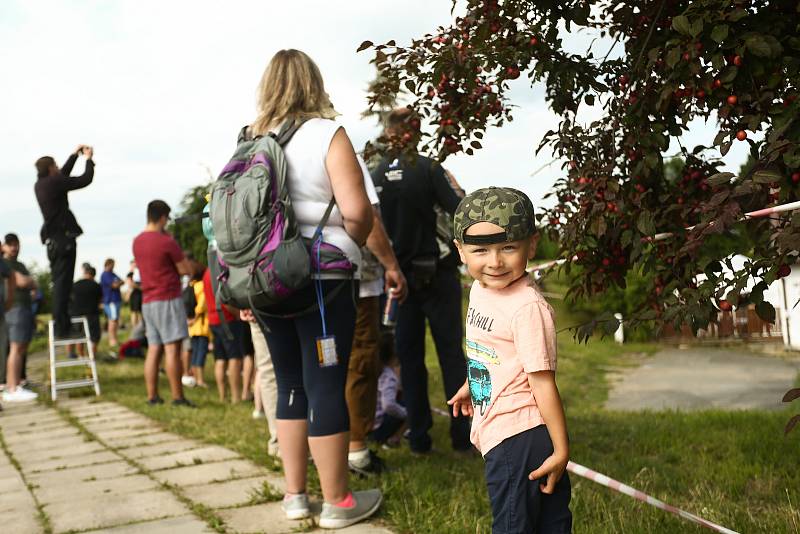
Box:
[100,258,123,352]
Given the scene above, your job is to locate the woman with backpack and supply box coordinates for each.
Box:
[243,49,378,529]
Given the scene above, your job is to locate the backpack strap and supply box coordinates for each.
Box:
[272,118,309,146]
[311,198,337,243]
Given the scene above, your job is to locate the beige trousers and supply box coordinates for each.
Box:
[249,322,279,456]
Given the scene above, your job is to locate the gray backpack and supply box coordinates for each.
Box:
[208,120,354,311]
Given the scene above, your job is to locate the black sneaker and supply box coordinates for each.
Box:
[349,450,386,477]
[172,398,197,408]
[147,396,164,406]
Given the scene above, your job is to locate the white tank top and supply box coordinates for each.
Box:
[281,118,362,276]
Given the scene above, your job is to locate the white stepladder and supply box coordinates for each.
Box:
[48,316,101,400]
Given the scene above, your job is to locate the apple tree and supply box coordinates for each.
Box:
[361,0,800,344]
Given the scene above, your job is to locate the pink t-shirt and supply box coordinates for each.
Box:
[132,231,184,304]
[466,274,557,456]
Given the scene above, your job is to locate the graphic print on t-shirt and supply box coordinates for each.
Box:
[466,339,499,416]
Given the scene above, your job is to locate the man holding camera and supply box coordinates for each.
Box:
[371,108,470,455]
[34,145,94,338]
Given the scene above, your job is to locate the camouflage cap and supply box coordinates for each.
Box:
[453,187,536,244]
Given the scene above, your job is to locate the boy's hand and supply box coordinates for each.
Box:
[447,381,474,417]
[528,451,568,494]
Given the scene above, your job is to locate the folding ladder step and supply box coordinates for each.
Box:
[53,359,95,369]
[54,378,98,390]
[52,337,90,347]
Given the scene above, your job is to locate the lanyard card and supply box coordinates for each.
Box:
[316,335,339,367]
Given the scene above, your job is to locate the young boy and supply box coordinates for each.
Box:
[447,187,572,533]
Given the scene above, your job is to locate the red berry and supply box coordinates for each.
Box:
[736,130,747,141]
[402,132,413,142]
[733,55,743,67]
[506,67,520,79]
[719,300,732,311]
[602,258,611,267]
[713,79,722,89]
[530,36,539,46]
[549,217,559,225]
[410,118,421,130]
[777,264,792,278]
[792,172,800,183]
[619,74,630,86]
[606,202,617,212]
[616,256,626,266]
[682,52,691,61]
[727,95,738,106]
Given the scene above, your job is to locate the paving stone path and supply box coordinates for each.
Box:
[606,346,800,411]
[0,398,393,534]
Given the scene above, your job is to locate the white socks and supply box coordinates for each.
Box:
[348,448,370,468]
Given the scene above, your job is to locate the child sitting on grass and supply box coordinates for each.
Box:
[368,328,407,447]
[447,187,572,533]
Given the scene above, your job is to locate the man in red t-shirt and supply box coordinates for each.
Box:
[202,267,246,403]
[132,200,195,407]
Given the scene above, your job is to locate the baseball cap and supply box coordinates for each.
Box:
[453,187,536,245]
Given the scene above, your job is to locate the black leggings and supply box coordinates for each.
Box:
[257,280,356,437]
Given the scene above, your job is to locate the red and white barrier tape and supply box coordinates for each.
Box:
[567,461,739,534]
[430,409,738,531]
[529,200,800,274]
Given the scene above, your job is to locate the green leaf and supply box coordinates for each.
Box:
[755,301,776,323]
[706,172,735,186]
[711,25,729,43]
[720,140,732,156]
[672,15,691,36]
[689,18,704,38]
[357,40,374,52]
[404,80,415,92]
[636,211,656,236]
[745,35,773,58]
[470,140,482,149]
[753,169,782,183]
[666,47,681,69]
[720,66,738,83]
[584,94,595,106]
[783,388,800,403]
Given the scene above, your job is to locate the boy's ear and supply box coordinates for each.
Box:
[454,239,467,264]
[527,233,540,260]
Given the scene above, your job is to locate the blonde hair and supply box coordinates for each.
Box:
[251,49,339,136]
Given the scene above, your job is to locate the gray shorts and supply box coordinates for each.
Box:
[142,297,188,346]
[7,306,34,344]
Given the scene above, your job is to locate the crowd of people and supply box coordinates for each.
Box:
[2,48,573,532]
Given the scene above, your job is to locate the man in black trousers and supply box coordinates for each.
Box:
[371,108,471,455]
[34,145,95,338]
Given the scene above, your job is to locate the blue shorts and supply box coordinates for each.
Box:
[104,302,120,321]
[190,336,209,367]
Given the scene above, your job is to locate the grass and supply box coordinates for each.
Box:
[46,283,800,534]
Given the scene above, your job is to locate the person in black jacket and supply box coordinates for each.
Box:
[371,108,471,454]
[34,145,95,338]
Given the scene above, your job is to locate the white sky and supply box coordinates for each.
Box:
[0,0,749,276]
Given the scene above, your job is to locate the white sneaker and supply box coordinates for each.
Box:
[252,409,265,420]
[281,492,311,520]
[2,387,38,403]
[181,375,197,387]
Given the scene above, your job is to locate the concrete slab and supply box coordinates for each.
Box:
[5,435,95,455]
[5,426,82,445]
[217,502,312,534]
[0,418,71,434]
[28,460,137,487]
[0,473,27,493]
[0,506,44,533]
[138,445,240,471]
[13,440,106,464]
[27,450,122,473]
[152,459,264,487]
[82,417,157,433]
[109,432,186,449]
[93,426,163,442]
[0,414,64,430]
[46,488,189,533]
[81,514,215,534]
[117,439,205,459]
[34,474,159,504]
[606,347,800,411]
[7,423,74,437]
[0,488,37,513]
[309,524,394,534]
[181,475,284,509]
[0,464,18,479]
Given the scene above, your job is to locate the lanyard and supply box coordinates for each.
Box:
[314,234,328,337]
